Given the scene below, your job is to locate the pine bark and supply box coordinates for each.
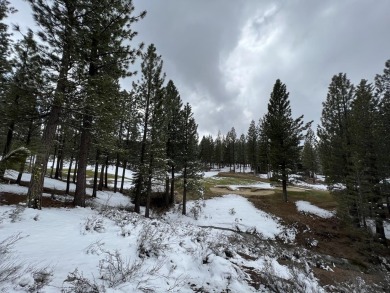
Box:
[120,160,127,193]
[27,1,75,209]
[92,149,100,197]
[66,154,73,194]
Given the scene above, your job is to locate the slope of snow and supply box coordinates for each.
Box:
[164,194,295,241]
[0,201,324,292]
[296,200,335,218]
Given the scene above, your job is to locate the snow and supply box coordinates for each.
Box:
[164,194,295,241]
[0,170,338,292]
[289,174,329,191]
[0,183,28,195]
[224,181,275,190]
[366,219,390,240]
[3,165,136,195]
[0,196,324,292]
[89,190,132,208]
[385,221,390,240]
[295,200,335,219]
[293,181,328,191]
[4,170,77,192]
[203,170,220,178]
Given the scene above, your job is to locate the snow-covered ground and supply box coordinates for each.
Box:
[0,183,324,292]
[295,200,335,219]
[165,194,295,241]
[1,168,389,291]
[4,163,136,191]
[213,182,274,191]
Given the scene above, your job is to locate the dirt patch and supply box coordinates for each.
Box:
[246,193,390,287]
[0,192,76,208]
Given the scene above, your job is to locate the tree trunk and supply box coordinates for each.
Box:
[114,152,119,193]
[2,120,15,155]
[74,32,98,207]
[73,159,78,183]
[50,146,57,178]
[16,118,32,183]
[74,112,92,207]
[28,155,34,173]
[98,161,105,191]
[55,134,65,179]
[165,175,170,206]
[145,150,155,218]
[282,164,288,202]
[120,160,127,193]
[182,166,187,215]
[104,156,109,188]
[145,173,152,218]
[16,162,25,184]
[170,165,175,204]
[66,154,73,194]
[135,97,150,213]
[26,0,76,210]
[0,120,15,178]
[92,149,100,198]
[27,104,63,209]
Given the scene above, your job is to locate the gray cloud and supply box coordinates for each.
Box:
[133,0,390,138]
[9,0,390,138]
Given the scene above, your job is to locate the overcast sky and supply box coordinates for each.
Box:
[9,0,390,138]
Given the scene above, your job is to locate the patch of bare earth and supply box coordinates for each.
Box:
[0,192,76,208]
[245,193,390,289]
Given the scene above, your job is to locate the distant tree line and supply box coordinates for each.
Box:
[0,0,200,216]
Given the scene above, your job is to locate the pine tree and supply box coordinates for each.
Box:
[26,0,79,209]
[73,0,145,206]
[0,0,13,99]
[257,117,269,175]
[181,103,201,215]
[350,80,385,241]
[121,90,139,193]
[226,127,237,172]
[237,134,246,172]
[214,131,224,169]
[246,120,258,173]
[375,60,390,179]
[301,127,319,181]
[199,135,214,169]
[317,73,354,187]
[133,44,165,214]
[317,74,359,226]
[264,79,307,202]
[375,60,390,216]
[0,31,43,178]
[165,80,184,204]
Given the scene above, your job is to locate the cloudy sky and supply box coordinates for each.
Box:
[9,0,390,138]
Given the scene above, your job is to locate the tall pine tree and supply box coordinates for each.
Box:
[181,103,201,215]
[264,79,307,202]
[133,44,165,214]
[246,120,258,173]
